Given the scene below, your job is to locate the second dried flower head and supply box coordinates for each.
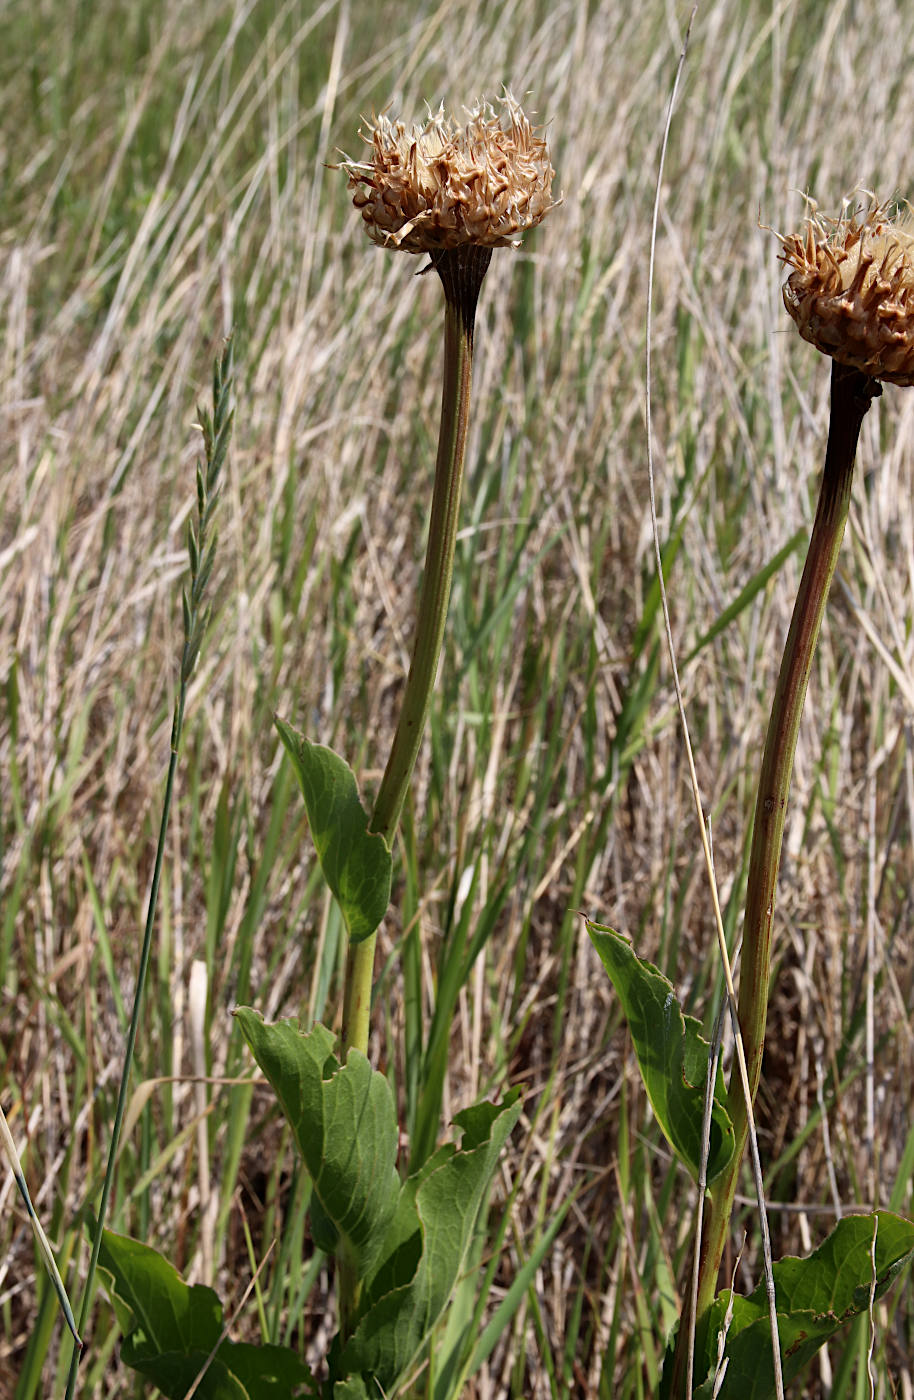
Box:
[779,197,914,386]
[341,92,556,255]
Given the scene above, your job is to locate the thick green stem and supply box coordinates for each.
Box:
[337,244,491,1339]
[371,248,491,846]
[670,361,880,1395]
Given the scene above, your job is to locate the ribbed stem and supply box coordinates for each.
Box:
[670,361,881,1395]
[337,244,491,1342]
[368,245,492,848]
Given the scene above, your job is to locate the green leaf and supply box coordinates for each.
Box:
[586,921,734,1183]
[95,1227,312,1398]
[332,1381,373,1399]
[338,1090,522,1390]
[274,718,392,944]
[691,1210,914,1398]
[233,1011,400,1278]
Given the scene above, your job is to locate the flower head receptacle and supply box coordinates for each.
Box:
[340,92,556,256]
[779,197,914,386]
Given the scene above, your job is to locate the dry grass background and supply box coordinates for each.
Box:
[3,0,914,1394]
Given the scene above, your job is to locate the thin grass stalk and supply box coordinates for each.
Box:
[640,9,781,1391]
[63,712,186,1399]
[689,992,727,1396]
[684,360,881,1379]
[64,341,233,1398]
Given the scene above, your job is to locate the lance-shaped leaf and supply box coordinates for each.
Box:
[95,1227,312,1398]
[586,920,734,1183]
[234,1011,400,1278]
[275,718,392,944]
[337,1090,522,1390]
[690,1210,914,1399]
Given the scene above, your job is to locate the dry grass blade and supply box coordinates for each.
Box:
[643,7,783,1395]
[0,1107,81,1350]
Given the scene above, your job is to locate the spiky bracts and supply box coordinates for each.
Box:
[340,93,556,254]
[780,199,914,386]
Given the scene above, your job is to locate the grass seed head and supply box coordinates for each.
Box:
[779,197,914,386]
[340,91,556,254]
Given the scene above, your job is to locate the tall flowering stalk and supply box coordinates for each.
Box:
[336,95,555,1063]
[331,95,554,1338]
[677,198,913,1390]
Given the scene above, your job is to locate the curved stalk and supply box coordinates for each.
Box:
[670,361,881,1394]
[64,341,233,1397]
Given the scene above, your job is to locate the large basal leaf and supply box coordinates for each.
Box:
[275,718,392,944]
[96,1227,313,1398]
[692,1210,914,1398]
[586,921,734,1183]
[234,1011,400,1278]
[337,1090,522,1391]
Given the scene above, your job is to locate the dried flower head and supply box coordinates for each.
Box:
[340,92,556,254]
[779,198,914,386]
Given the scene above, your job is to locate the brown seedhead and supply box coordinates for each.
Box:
[339,92,556,254]
[779,197,914,386]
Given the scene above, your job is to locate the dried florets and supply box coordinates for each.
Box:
[779,197,914,386]
[339,92,556,254]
